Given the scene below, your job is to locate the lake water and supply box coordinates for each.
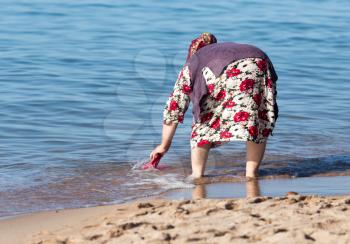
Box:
[1,0,350,217]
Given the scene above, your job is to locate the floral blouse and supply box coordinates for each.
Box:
[163,58,278,148]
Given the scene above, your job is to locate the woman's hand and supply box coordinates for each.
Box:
[150,144,169,160]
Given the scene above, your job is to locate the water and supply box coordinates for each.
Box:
[1,0,350,217]
[165,176,350,200]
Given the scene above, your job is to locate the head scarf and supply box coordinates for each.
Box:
[186,32,217,62]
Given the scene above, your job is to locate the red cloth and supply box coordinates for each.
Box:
[186,32,217,62]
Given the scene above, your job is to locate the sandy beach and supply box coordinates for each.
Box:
[1,192,349,244]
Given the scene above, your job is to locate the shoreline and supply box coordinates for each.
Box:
[1,194,349,243]
[0,175,350,243]
[2,175,350,220]
[2,160,350,219]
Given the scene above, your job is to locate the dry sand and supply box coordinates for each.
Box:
[0,193,349,244]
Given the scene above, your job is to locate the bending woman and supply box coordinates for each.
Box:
[150,32,278,179]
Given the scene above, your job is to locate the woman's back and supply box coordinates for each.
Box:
[151,33,278,179]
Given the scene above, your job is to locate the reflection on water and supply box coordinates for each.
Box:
[246,179,261,198]
[166,176,350,201]
[192,179,261,199]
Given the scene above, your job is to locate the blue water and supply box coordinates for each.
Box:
[1,0,350,217]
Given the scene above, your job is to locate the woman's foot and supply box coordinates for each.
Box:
[184,174,202,185]
[246,172,259,178]
[245,141,266,178]
[245,160,259,178]
[245,174,258,180]
[189,173,203,179]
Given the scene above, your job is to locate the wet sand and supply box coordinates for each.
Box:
[1,178,350,243]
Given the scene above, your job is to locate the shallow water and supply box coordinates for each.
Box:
[165,176,350,200]
[1,0,350,217]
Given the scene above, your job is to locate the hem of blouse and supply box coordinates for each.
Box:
[163,120,182,125]
[190,137,269,149]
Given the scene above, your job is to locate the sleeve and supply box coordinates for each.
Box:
[163,66,191,124]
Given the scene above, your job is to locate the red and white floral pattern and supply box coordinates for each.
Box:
[163,58,278,149]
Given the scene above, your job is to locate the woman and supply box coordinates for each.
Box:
[150,32,278,179]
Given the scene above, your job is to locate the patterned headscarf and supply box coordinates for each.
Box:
[186,32,217,62]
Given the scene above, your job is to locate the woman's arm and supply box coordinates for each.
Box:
[150,122,178,160]
[161,122,178,150]
[150,66,191,160]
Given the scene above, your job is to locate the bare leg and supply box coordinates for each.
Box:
[190,143,211,178]
[246,141,267,178]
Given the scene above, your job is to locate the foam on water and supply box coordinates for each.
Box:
[128,159,195,191]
